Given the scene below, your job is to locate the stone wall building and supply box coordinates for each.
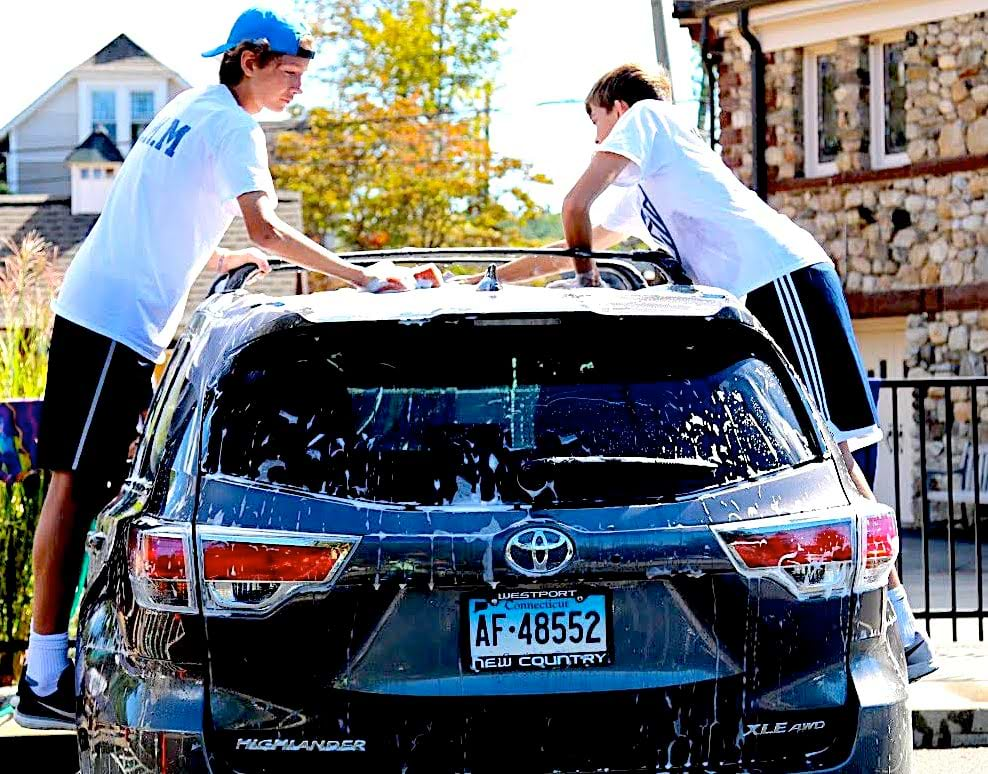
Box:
[673,0,988,524]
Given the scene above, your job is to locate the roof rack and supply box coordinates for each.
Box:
[206,248,690,297]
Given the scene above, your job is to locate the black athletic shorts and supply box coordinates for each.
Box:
[746,262,881,451]
[37,316,154,500]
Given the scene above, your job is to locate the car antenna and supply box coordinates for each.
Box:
[476,263,501,292]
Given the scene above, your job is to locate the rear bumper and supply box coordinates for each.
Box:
[78,610,910,774]
[78,670,909,774]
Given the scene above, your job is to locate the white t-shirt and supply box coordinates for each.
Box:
[54,84,276,362]
[598,100,828,297]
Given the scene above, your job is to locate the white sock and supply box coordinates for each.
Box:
[25,627,70,697]
[888,585,918,645]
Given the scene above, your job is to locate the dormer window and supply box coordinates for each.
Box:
[92,90,116,140]
[131,91,155,144]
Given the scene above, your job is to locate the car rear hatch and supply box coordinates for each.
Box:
[159,313,895,772]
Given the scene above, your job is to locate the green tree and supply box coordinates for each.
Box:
[275,0,548,248]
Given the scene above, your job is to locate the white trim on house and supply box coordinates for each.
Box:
[0,36,191,141]
[7,127,18,193]
[749,0,988,52]
[868,29,911,171]
[803,43,839,179]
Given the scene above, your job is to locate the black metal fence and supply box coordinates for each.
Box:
[874,376,988,641]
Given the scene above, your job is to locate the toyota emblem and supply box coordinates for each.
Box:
[505,527,574,577]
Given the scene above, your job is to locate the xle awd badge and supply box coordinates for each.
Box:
[505,527,574,577]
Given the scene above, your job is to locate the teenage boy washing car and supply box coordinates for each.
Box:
[14,6,413,731]
[497,63,936,682]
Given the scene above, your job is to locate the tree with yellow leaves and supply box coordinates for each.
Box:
[273,0,550,249]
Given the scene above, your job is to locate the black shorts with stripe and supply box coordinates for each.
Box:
[37,316,154,499]
[746,262,881,451]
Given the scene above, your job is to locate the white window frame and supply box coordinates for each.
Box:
[78,78,168,156]
[129,90,157,145]
[869,29,911,170]
[803,42,839,179]
[7,127,18,193]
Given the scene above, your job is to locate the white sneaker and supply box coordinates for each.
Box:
[904,630,939,682]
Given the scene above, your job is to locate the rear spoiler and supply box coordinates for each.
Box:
[207,249,691,297]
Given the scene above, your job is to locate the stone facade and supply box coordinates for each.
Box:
[705,10,988,522]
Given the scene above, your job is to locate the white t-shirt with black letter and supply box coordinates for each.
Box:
[598,100,827,297]
[54,85,277,362]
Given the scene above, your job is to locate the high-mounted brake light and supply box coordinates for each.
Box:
[713,515,856,599]
[128,525,359,616]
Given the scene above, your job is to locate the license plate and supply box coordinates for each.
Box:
[463,589,612,673]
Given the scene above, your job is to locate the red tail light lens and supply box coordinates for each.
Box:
[129,527,196,612]
[727,523,853,568]
[856,507,899,592]
[197,528,357,615]
[202,540,349,582]
[714,516,856,599]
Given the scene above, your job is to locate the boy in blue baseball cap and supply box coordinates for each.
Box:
[14,7,413,731]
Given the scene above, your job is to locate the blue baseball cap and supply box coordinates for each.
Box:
[202,7,313,59]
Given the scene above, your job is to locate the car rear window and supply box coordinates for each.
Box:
[203,318,818,506]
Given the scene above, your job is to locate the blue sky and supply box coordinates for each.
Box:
[0,0,697,210]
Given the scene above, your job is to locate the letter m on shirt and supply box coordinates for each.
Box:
[151,119,191,157]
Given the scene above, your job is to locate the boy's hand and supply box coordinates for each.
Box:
[222,248,272,274]
[359,266,415,293]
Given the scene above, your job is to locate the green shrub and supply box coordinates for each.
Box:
[0,473,45,682]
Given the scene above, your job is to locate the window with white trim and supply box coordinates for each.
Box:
[803,44,840,178]
[131,91,155,144]
[869,33,909,169]
[92,90,116,140]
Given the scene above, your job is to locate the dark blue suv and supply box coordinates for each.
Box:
[76,251,910,773]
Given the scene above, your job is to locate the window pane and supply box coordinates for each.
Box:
[130,91,155,143]
[884,42,907,155]
[817,55,840,164]
[92,90,116,139]
[131,91,155,120]
[205,325,817,506]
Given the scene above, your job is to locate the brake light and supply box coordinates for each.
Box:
[128,525,359,616]
[129,527,196,613]
[713,505,900,599]
[202,541,345,582]
[713,515,855,599]
[727,524,853,568]
[197,527,358,615]
[855,506,899,592]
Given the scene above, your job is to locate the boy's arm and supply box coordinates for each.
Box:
[206,246,271,274]
[562,152,632,285]
[485,226,628,284]
[237,191,411,291]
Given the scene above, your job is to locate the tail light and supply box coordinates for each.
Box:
[198,527,357,615]
[128,525,359,616]
[712,505,900,599]
[855,505,899,592]
[129,526,197,613]
[714,514,855,599]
